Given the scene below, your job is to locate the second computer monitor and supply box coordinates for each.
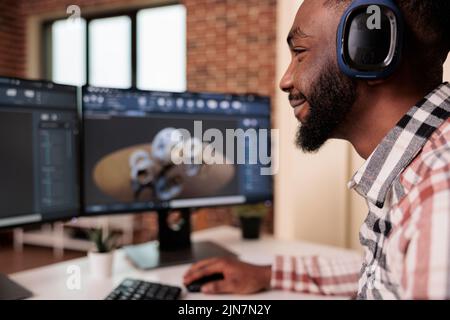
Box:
[82,86,273,215]
[0,77,79,228]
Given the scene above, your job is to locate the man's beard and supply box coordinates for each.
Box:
[296,62,357,152]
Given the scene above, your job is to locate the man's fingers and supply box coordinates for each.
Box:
[201,280,233,294]
[190,258,221,272]
[183,261,226,284]
[184,258,222,277]
[183,259,219,281]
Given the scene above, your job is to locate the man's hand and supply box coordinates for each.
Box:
[183,257,272,295]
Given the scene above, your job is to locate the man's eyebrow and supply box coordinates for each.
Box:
[287,26,311,46]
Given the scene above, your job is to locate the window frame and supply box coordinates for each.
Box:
[42,1,183,89]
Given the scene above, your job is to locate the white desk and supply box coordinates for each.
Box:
[9,226,359,300]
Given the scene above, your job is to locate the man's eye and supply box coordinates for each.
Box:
[293,48,306,57]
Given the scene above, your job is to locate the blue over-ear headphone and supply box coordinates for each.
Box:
[337,0,404,79]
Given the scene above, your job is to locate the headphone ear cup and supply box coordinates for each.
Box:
[337,0,404,79]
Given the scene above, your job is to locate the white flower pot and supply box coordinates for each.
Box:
[88,251,114,279]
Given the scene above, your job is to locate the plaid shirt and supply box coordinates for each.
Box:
[271,82,450,299]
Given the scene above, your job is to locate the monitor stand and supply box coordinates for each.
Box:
[0,273,33,300]
[123,208,237,270]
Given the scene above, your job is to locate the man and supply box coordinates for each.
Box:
[184,0,450,299]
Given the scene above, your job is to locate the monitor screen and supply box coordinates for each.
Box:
[82,86,273,214]
[0,77,80,228]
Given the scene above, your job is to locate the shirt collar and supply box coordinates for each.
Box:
[348,82,450,208]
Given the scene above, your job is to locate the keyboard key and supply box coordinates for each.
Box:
[105,279,181,300]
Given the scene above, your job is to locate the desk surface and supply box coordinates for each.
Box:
[10,226,358,300]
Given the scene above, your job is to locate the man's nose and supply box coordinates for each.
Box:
[279,63,294,93]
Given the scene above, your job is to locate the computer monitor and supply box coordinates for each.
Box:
[0,77,79,299]
[82,86,273,269]
[0,77,80,229]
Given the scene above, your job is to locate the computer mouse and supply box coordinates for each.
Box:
[185,273,225,293]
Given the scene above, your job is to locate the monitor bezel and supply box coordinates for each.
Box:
[80,85,274,217]
[0,76,81,230]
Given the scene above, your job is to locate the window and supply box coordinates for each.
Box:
[137,5,186,92]
[89,16,132,88]
[51,19,86,87]
[46,4,186,92]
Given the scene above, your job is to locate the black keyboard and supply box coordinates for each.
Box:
[105,279,182,300]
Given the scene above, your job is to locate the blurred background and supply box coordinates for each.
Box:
[0,0,449,275]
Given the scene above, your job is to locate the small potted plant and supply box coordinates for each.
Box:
[87,228,120,279]
[233,203,269,240]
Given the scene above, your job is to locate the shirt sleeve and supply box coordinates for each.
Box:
[270,254,362,297]
[400,179,450,299]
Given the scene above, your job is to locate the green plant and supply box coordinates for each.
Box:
[232,203,268,219]
[88,228,120,253]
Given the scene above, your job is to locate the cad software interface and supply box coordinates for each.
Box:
[83,86,273,214]
[0,78,79,227]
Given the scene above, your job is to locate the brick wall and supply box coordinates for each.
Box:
[11,0,277,96]
[185,0,276,96]
[0,0,276,234]
[0,0,25,77]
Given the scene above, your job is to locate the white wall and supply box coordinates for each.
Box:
[274,1,450,250]
[274,0,353,248]
[445,54,450,82]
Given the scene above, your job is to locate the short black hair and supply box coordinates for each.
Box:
[397,0,449,58]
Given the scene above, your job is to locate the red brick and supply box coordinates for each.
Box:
[0,0,276,233]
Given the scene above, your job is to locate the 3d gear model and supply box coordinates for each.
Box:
[92,128,236,203]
